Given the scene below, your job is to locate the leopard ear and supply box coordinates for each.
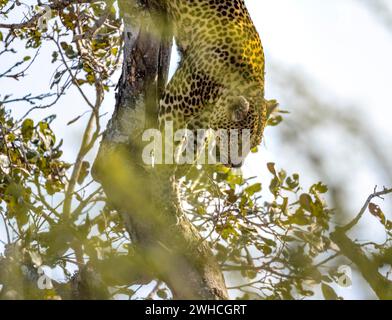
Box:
[228,96,250,122]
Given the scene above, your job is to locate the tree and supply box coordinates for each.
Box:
[0,0,391,300]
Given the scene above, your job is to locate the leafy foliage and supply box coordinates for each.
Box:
[0,109,68,228]
[0,0,391,300]
[179,162,337,299]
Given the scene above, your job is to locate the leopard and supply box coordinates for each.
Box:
[158,0,274,168]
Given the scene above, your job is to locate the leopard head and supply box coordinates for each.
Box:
[209,94,268,168]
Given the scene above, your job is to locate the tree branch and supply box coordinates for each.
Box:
[341,186,392,232]
[330,229,392,300]
[0,0,95,30]
[331,187,392,300]
[92,0,228,299]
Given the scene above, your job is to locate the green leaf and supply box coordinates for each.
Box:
[267,115,283,127]
[299,193,313,212]
[267,162,277,176]
[39,121,49,131]
[289,209,309,226]
[21,119,34,141]
[226,172,244,187]
[60,42,68,50]
[261,245,272,255]
[111,47,118,56]
[269,177,281,196]
[245,183,262,196]
[311,182,328,194]
[286,174,299,190]
[51,51,59,63]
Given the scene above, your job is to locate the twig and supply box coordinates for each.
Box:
[52,35,95,109]
[341,186,392,232]
[1,93,56,105]
[0,211,11,244]
[0,0,95,29]
[0,49,40,80]
[72,0,115,41]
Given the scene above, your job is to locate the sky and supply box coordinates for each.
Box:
[246,0,392,232]
[244,0,392,173]
[1,0,392,299]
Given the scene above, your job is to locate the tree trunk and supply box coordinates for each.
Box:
[92,0,228,300]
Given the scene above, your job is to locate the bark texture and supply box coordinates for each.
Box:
[92,0,228,300]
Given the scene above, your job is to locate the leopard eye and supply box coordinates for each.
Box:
[229,96,250,122]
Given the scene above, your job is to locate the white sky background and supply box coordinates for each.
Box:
[246,0,392,246]
[245,0,392,191]
[1,0,392,299]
